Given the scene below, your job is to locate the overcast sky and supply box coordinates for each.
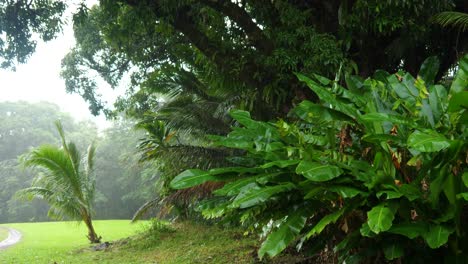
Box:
[0,0,116,128]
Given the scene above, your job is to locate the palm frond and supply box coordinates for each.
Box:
[432,11,468,31]
[15,187,54,201]
[131,197,160,222]
[23,145,77,190]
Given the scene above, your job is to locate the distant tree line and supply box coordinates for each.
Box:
[0,101,153,223]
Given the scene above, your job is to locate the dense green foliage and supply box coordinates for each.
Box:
[2,0,468,262]
[0,0,65,69]
[61,0,467,118]
[0,102,86,223]
[170,55,468,262]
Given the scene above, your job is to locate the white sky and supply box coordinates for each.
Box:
[0,0,118,129]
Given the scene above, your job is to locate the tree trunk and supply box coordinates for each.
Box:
[83,212,101,243]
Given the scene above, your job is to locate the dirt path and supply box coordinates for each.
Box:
[0,227,21,249]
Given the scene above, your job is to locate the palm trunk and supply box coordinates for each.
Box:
[83,211,101,243]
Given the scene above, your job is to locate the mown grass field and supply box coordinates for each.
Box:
[0,220,304,263]
[0,220,146,264]
[0,227,9,242]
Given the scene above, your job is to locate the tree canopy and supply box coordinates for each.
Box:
[0,0,65,69]
[61,0,467,118]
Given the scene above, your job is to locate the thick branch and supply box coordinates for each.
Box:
[199,0,274,54]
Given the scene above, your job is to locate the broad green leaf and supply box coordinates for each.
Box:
[230,110,256,128]
[292,100,352,122]
[328,186,365,198]
[345,74,364,91]
[420,99,435,127]
[313,73,332,85]
[306,208,345,239]
[429,169,447,207]
[261,160,300,169]
[211,136,253,149]
[383,243,404,260]
[376,190,403,199]
[231,183,295,208]
[419,56,439,85]
[462,172,468,188]
[443,173,457,205]
[407,131,451,152]
[393,184,422,201]
[388,73,418,101]
[373,69,390,83]
[428,85,448,121]
[303,186,325,199]
[362,134,403,144]
[448,91,468,112]
[423,225,453,249]
[388,222,428,239]
[170,169,219,189]
[457,192,468,200]
[449,54,468,96]
[367,204,395,233]
[256,172,284,185]
[296,161,343,182]
[360,113,412,126]
[209,167,258,175]
[213,178,256,196]
[360,222,377,237]
[296,73,359,119]
[258,209,309,258]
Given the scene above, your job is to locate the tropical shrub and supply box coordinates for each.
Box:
[170,55,468,262]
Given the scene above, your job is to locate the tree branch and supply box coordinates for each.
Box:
[199,0,274,55]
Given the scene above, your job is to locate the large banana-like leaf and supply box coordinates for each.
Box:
[296,73,359,119]
[407,130,451,152]
[258,209,309,259]
[422,225,454,249]
[328,185,365,198]
[260,160,300,169]
[360,113,413,126]
[418,56,439,85]
[296,161,342,182]
[383,243,404,260]
[367,204,395,234]
[305,207,345,239]
[449,54,468,97]
[231,183,295,208]
[428,85,448,121]
[388,222,428,239]
[292,100,353,122]
[213,177,257,196]
[387,73,417,102]
[462,172,468,188]
[447,91,468,112]
[170,169,220,189]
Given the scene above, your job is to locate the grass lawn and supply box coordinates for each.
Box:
[0,220,305,263]
[0,220,146,264]
[0,227,9,242]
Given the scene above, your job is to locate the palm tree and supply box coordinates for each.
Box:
[17,121,101,243]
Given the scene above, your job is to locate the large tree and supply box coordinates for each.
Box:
[61,0,467,119]
[17,121,101,243]
[0,0,65,69]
